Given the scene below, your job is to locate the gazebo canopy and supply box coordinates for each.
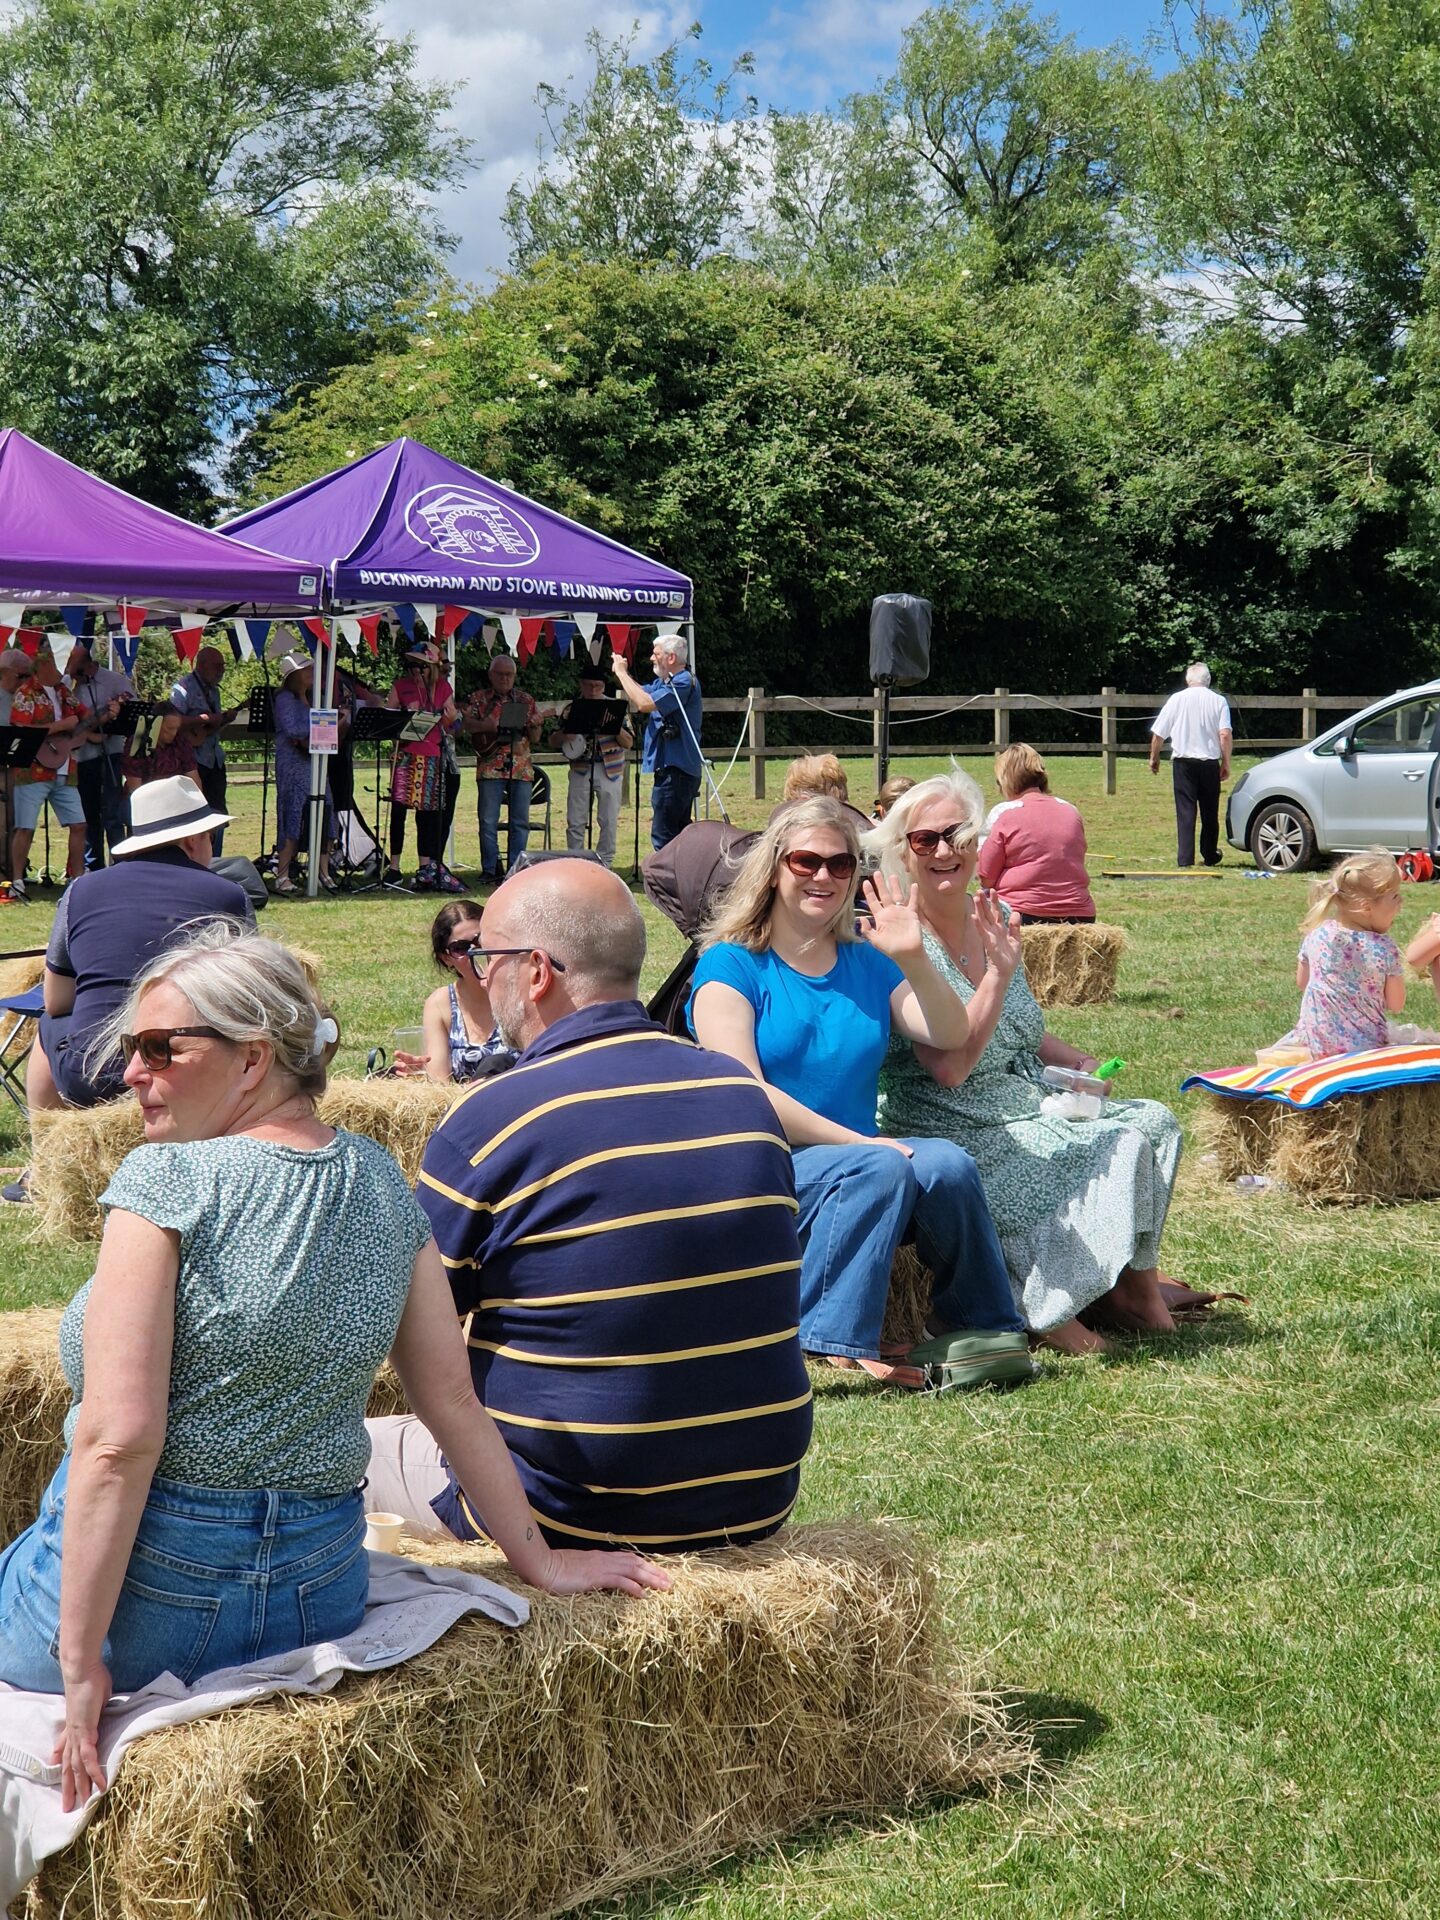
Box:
[0,429,324,612]
[222,438,692,623]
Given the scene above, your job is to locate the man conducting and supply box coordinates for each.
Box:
[365,859,813,1552]
[611,631,703,852]
[1149,662,1233,868]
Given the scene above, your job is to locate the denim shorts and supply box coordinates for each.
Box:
[0,1455,367,1694]
[13,776,85,832]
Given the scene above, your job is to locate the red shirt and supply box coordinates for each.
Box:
[977,790,1094,919]
[10,676,83,783]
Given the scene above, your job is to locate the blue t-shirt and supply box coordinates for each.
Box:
[689,941,904,1137]
[642,670,702,777]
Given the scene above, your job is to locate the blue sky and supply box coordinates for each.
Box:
[379,0,1215,283]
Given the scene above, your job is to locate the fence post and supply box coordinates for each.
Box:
[993,689,1009,752]
[1302,687,1317,742]
[1101,686,1118,796]
[748,687,766,799]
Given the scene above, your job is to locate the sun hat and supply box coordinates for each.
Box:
[274,650,312,682]
[111,774,233,856]
[404,640,441,665]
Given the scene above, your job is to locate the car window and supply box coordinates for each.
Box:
[1351,696,1440,753]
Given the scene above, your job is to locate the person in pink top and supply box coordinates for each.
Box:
[977,745,1095,925]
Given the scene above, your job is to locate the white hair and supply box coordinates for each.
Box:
[863,768,986,882]
[1185,662,1212,687]
[656,633,689,667]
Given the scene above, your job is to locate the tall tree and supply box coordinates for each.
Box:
[0,0,465,512]
[504,25,759,273]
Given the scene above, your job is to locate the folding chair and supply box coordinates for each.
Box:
[0,983,44,1114]
[530,768,552,850]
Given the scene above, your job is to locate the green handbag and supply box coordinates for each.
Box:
[907,1328,1036,1392]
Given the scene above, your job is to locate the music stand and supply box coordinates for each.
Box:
[346,706,410,893]
[102,697,163,741]
[0,727,47,891]
[246,684,276,873]
[561,699,629,855]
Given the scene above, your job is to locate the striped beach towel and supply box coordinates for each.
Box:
[1181,1044,1440,1111]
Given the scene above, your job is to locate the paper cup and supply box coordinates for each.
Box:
[364,1512,406,1554]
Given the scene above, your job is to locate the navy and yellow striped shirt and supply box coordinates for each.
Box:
[416,1000,813,1551]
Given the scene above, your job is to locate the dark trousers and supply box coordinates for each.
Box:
[651,768,700,852]
[1172,758,1221,865]
[196,761,227,857]
[75,754,129,870]
[390,802,444,866]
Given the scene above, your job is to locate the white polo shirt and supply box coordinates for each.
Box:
[1152,686,1231,761]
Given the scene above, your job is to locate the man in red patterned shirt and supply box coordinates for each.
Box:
[9,653,91,896]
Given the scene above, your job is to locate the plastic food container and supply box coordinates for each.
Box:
[1039,1065,1110,1120]
[1254,1044,1312,1069]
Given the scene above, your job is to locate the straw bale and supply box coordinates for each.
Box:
[0,950,45,999]
[882,1243,934,1350]
[28,1523,1030,1920]
[1197,1082,1440,1204]
[1020,921,1125,1008]
[0,1311,409,1542]
[29,1079,455,1242]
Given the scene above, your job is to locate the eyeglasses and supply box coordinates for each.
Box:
[466,947,567,979]
[120,1026,228,1071]
[905,825,970,856]
[781,850,858,880]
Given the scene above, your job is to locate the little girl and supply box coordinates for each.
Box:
[1278,850,1405,1058]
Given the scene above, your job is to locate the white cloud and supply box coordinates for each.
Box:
[380,0,693,285]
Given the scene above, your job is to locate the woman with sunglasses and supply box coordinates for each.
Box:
[871,771,1195,1350]
[689,796,1025,1390]
[393,900,513,1083]
[0,923,666,1812]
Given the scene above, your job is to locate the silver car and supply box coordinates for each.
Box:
[1226,678,1440,870]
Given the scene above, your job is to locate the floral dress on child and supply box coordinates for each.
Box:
[878,931,1183,1330]
[1284,920,1402,1057]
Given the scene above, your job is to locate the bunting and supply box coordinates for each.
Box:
[357,613,383,656]
[265,625,293,659]
[499,614,521,654]
[301,616,331,651]
[606,623,636,661]
[550,618,577,660]
[517,617,544,664]
[228,620,255,662]
[0,604,23,632]
[60,606,89,639]
[18,631,40,658]
[46,631,73,670]
[121,605,148,637]
[173,623,205,663]
[113,631,140,674]
[456,611,485,645]
[393,603,417,642]
[413,602,438,638]
[336,617,361,653]
[574,611,598,643]
[0,624,14,650]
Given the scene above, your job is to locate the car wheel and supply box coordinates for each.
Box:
[1250,801,1318,872]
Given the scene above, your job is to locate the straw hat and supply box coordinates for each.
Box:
[112,774,232,856]
[404,640,441,665]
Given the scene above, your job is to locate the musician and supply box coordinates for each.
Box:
[67,643,134,870]
[549,666,632,868]
[9,652,90,898]
[171,644,242,855]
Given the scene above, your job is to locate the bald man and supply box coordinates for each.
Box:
[367,860,813,1555]
[171,644,242,856]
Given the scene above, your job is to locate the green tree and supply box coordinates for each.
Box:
[0,0,466,513]
[503,25,759,272]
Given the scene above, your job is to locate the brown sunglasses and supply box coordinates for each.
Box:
[120,1026,229,1071]
[782,850,858,880]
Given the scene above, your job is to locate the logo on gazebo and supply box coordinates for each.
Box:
[405,487,541,567]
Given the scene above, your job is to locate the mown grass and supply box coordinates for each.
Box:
[4,750,1439,1916]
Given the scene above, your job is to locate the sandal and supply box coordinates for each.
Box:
[273,875,297,895]
[822,1355,927,1391]
[1159,1281,1249,1320]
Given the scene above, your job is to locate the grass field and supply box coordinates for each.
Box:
[3,752,1439,1917]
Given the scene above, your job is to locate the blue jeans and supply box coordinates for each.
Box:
[792,1139,1023,1359]
[0,1456,367,1694]
[478,776,530,878]
[650,768,700,851]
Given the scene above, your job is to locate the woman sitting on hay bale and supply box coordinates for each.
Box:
[978,744,1095,926]
[871,772,1221,1352]
[392,899,513,1082]
[0,923,665,1812]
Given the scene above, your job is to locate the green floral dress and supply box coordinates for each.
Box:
[877,932,1182,1330]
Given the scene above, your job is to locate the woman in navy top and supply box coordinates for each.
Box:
[689,796,1022,1389]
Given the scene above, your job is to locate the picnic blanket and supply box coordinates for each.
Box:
[1181,1043,1440,1110]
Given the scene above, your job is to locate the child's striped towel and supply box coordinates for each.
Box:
[1181,1044,1440,1111]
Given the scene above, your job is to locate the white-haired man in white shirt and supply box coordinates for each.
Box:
[1148,662,1233,867]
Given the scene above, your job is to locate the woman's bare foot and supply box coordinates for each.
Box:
[823,1354,927,1390]
[1033,1317,1110,1356]
[1084,1266,1177,1335]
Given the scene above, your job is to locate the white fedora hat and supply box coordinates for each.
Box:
[112,774,232,856]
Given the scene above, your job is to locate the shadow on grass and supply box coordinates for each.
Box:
[1006,1689,1109,1766]
[1088,1309,1277,1366]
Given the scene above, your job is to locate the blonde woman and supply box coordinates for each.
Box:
[978,744,1094,925]
[688,796,1025,1390]
[872,772,1196,1347]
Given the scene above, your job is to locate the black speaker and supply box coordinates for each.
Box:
[869,594,932,686]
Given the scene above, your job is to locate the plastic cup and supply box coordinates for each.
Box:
[364,1512,406,1555]
[392,1026,426,1054]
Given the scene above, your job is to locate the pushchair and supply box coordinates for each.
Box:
[642,820,759,1034]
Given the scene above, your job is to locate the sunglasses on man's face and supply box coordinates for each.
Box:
[905,825,970,856]
[781,850,858,880]
[120,1026,228,1071]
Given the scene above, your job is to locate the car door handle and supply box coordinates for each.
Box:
[1404,769,1425,780]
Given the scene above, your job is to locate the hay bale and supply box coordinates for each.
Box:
[0,950,45,999]
[882,1243,933,1350]
[28,1523,1030,1920]
[0,1312,409,1543]
[1019,921,1126,1008]
[1197,1082,1440,1204]
[0,1307,69,1545]
[30,1079,456,1243]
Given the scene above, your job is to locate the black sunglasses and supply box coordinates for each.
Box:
[466,946,568,979]
[120,1026,228,1071]
[905,825,970,855]
[442,938,480,958]
[782,850,858,880]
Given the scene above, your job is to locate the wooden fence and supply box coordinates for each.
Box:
[706,686,1374,799]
